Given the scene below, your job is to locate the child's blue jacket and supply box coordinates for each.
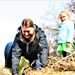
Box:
[58,20,74,44]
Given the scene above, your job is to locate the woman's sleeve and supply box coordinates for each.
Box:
[38,30,49,66]
[12,36,22,74]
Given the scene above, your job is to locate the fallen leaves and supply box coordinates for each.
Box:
[0,51,75,75]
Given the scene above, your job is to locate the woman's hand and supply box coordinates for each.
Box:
[14,73,18,75]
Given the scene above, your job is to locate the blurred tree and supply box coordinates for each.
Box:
[41,0,75,28]
[41,0,75,53]
[66,0,75,14]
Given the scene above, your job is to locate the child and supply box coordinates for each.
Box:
[57,10,74,57]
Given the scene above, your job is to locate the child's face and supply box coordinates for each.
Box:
[60,13,69,22]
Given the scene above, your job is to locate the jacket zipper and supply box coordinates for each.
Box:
[26,43,29,54]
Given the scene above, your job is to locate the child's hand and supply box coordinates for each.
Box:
[66,42,71,47]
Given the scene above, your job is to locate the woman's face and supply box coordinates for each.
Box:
[21,26,34,39]
[60,13,69,22]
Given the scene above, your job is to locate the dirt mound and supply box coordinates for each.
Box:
[0,51,75,75]
[47,51,75,71]
[0,66,11,75]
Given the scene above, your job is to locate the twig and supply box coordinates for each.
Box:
[51,51,75,69]
[55,51,75,65]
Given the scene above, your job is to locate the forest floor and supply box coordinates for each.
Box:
[0,51,75,75]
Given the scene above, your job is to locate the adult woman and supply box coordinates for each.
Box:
[5,18,48,75]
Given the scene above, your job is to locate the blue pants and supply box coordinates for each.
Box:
[4,42,13,68]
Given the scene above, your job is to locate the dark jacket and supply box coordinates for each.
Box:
[12,24,48,74]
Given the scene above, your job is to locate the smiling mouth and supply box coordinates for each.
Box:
[25,34,32,38]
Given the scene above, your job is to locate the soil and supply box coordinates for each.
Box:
[0,51,75,75]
